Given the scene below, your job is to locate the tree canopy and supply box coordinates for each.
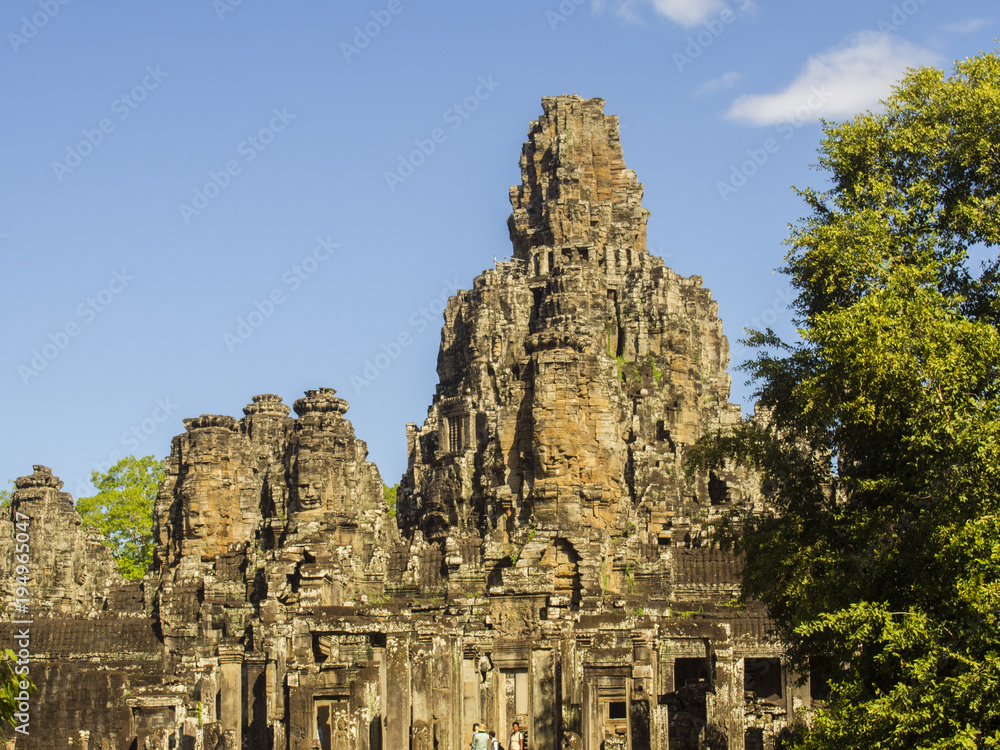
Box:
[76,455,164,580]
[0,648,31,734]
[691,51,1000,748]
[383,483,398,518]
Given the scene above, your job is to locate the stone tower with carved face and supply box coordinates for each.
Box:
[400,95,748,583]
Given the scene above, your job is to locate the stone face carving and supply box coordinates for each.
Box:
[2,96,804,750]
[0,465,117,614]
[289,389,354,517]
[177,418,249,561]
[155,414,262,565]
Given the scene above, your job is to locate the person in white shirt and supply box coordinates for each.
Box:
[509,721,523,750]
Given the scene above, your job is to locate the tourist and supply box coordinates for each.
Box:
[509,721,523,750]
[489,729,503,750]
[471,723,490,750]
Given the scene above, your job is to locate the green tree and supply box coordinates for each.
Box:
[0,648,32,733]
[690,51,1000,748]
[0,480,13,508]
[383,483,398,518]
[77,455,165,580]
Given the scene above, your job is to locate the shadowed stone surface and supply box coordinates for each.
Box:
[0,97,809,750]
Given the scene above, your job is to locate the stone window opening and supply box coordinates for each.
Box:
[448,416,463,453]
[597,686,630,742]
[809,656,832,702]
[708,472,729,505]
[550,539,583,610]
[313,633,334,665]
[744,658,783,702]
[530,287,544,328]
[604,698,629,737]
[673,657,709,690]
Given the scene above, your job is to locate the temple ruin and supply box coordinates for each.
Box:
[0,96,815,749]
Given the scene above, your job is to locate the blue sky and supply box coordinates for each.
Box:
[1,0,996,498]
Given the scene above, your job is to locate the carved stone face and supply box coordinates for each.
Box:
[291,448,333,514]
[535,434,574,479]
[291,428,353,516]
[178,457,236,561]
[186,491,218,539]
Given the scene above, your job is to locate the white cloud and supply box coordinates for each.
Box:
[725,31,938,127]
[694,71,744,97]
[593,0,644,24]
[944,18,993,33]
[601,0,756,27]
[650,0,727,27]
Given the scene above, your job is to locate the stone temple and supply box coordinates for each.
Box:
[0,96,817,749]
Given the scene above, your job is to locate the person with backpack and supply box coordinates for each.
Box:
[509,721,523,750]
[489,730,503,750]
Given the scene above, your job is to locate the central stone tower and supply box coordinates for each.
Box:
[400,95,745,593]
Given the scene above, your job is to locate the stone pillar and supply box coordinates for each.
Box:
[711,646,740,750]
[581,679,595,750]
[531,648,555,750]
[385,635,411,750]
[267,638,287,749]
[653,640,672,749]
[631,638,654,750]
[219,645,244,748]
[560,638,582,737]
[463,654,481,741]
[787,667,810,722]
[651,703,670,750]
[245,653,268,749]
